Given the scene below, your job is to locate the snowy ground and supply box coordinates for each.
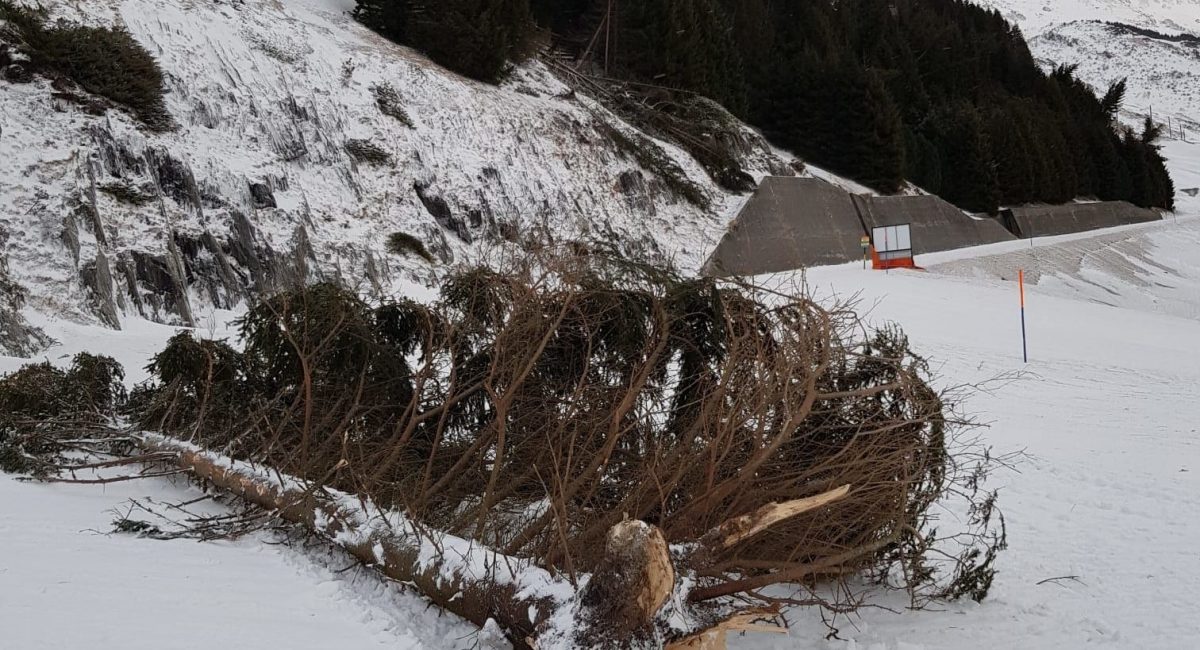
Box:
[5,208,1200,649]
[978,0,1200,35]
[0,470,482,649]
[755,215,1200,649]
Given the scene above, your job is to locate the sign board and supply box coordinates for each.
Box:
[871,223,914,268]
[860,236,871,250]
[872,224,911,254]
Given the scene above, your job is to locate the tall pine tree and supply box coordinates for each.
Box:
[355,0,534,83]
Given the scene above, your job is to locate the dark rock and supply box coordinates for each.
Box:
[414,181,471,243]
[83,163,111,246]
[130,243,194,327]
[249,182,277,209]
[173,231,245,310]
[224,211,315,296]
[117,255,145,317]
[149,149,202,209]
[80,251,120,329]
[61,213,80,266]
[88,125,146,179]
[227,211,262,272]
[4,64,33,84]
[715,167,756,193]
[617,170,656,215]
[617,170,646,196]
[0,245,51,357]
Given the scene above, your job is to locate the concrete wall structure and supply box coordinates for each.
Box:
[703,179,1158,277]
[859,194,1015,255]
[702,177,868,276]
[703,177,1016,276]
[1000,202,1161,239]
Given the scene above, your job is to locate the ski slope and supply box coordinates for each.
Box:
[4,209,1200,649]
[0,469,482,649]
[760,216,1200,649]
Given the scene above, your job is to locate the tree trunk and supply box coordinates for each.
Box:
[136,433,845,649]
[138,433,551,648]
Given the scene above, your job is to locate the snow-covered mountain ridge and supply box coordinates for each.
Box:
[0,0,798,356]
[979,0,1200,35]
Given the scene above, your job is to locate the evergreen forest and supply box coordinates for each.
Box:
[353,0,1175,213]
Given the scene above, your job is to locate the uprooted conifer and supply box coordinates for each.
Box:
[121,247,1004,611]
[4,248,1006,638]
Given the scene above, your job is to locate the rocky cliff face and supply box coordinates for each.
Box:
[0,0,794,356]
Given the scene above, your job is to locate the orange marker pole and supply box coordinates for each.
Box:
[1019,269,1028,363]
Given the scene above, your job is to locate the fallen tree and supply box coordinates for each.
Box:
[134,431,853,648]
[1,247,1007,647]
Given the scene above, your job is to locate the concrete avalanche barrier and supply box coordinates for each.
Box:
[703,177,868,276]
[999,202,1162,239]
[858,194,1015,255]
[703,178,1160,277]
[704,177,1015,276]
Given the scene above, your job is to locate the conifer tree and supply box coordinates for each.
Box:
[987,106,1036,206]
[614,0,747,115]
[361,0,1177,211]
[1100,79,1127,117]
[930,103,999,213]
[1128,118,1175,209]
[354,0,534,83]
[413,0,535,83]
[1086,124,1128,201]
[353,0,409,43]
[763,56,905,193]
[904,128,943,194]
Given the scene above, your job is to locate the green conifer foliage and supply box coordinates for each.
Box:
[354,0,1177,211]
[354,0,534,83]
[930,103,999,213]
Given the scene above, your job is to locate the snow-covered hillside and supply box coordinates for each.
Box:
[1033,21,1200,126]
[980,0,1200,34]
[0,0,800,356]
